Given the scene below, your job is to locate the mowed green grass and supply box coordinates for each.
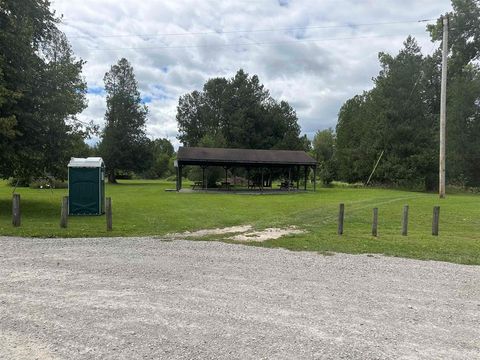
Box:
[0,180,479,264]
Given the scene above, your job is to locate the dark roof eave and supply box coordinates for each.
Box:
[177,146,317,167]
[177,159,316,166]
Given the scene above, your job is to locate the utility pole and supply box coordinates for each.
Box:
[439,15,448,198]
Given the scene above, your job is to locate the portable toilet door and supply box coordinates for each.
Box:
[68,157,105,215]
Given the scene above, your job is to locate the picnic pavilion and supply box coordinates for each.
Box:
[175,147,317,192]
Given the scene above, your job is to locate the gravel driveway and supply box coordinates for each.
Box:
[0,236,479,359]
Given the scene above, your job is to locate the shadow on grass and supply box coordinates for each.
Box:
[0,197,60,218]
[108,181,170,187]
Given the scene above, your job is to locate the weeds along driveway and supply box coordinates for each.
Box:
[0,237,479,359]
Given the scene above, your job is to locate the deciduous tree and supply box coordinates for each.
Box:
[176,69,308,151]
[0,0,89,181]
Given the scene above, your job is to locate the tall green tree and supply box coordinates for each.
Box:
[99,58,151,183]
[0,0,88,181]
[428,0,480,73]
[312,128,337,184]
[428,0,480,186]
[375,37,438,189]
[177,69,308,151]
[336,37,438,189]
[146,138,175,179]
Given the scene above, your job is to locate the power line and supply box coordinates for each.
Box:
[88,32,427,52]
[66,19,434,39]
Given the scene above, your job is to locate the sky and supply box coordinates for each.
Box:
[51,0,453,148]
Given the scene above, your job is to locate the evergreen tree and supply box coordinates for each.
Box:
[336,37,439,189]
[99,58,151,183]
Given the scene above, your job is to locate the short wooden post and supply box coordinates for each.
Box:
[60,196,68,228]
[338,203,344,235]
[372,207,378,237]
[432,206,440,236]
[402,205,409,236]
[12,194,21,227]
[106,197,112,231]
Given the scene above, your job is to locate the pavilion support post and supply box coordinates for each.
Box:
[304,166,307,190]
[178,165,183,190]
[178,165,182,191]
[224,166,228,188]
[313,166,317,192]
[296,166,300,189]
[261,168,264,192]
[288,167,291,192]
[247,168,250,188]
[176,165,180,191]
[201,166,206,190]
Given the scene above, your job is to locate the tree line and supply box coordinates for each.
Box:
[314,0,480,190]
[0,0,308,186]
[2,0,479,190]
[0,1,176,185]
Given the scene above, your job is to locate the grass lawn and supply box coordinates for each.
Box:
[0,179,479,264]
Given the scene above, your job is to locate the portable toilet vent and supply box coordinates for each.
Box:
[68,157,105,215]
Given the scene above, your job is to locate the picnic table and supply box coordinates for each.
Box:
[279,181,295,190]
[248,181,263,190]
[219,181,231,190]
[191,181,203,189]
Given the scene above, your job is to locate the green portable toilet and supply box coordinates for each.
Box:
[68,157,105,215]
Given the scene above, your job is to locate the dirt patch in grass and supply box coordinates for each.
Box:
[229,226,304,242]
[165,225,304,242]
[165,225,253,239]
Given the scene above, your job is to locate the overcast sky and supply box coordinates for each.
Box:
[51,0,452,148]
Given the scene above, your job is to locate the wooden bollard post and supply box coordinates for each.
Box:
[106,197,112,231]
[372,207,378,237]
[12,194,21,227]
[401,205,409,236]
[338,203,344,235]
[60,196,68,228]
[432,206,440,236]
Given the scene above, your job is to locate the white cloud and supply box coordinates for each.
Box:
[79,93,106,128]
[52,0,452,148]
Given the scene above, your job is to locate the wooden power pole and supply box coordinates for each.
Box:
[439,15,448,198]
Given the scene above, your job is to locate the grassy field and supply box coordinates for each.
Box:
[0,179,479,264]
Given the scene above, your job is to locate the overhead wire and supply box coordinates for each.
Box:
[87,32,430,51]
[65,18,434,39]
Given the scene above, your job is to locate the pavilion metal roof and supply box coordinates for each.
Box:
[177,147,317,167]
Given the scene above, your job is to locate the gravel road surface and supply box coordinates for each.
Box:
[0,236,479,359]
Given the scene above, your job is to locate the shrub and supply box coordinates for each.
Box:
[30,178,68,189]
